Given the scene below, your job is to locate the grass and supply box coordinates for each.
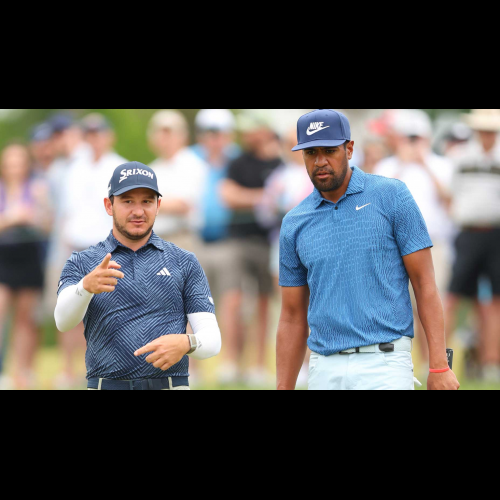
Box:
[2,345,499,390]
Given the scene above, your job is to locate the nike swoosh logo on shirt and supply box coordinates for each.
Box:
[356,204,371,211]
[306,126,330,136]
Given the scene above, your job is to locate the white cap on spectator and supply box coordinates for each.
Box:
[195,109,235,132]
[392,109,433,138]
[463,109,500,132]
[148,110,188,137]
[237,109,275,133]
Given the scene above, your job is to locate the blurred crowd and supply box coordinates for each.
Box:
[0,108,499,390]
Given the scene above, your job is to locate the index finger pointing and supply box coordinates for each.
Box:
[134,344,157,357]
[100,253,112,269]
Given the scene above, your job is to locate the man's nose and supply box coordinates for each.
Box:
[315,154,328,167]
[132,205,145,216]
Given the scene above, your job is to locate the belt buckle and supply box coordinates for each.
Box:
[131,380,149,391]
[379,343,395,353]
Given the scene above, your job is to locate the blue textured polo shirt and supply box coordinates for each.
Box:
[58,231,215,380]
[279,166,433,356]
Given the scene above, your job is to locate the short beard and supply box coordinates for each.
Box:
[113,214,155,241]
[310,153,349,193]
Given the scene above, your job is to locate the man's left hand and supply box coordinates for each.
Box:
[134,335,190,371]
[427,370,460,391]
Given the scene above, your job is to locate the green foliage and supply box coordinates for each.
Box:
[0,109,209,163]
[0,109,472,159]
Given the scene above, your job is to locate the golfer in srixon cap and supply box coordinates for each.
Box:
[276,109,459,391]
[54,162,221,391]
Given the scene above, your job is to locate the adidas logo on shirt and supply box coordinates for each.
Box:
[157,268,171,276]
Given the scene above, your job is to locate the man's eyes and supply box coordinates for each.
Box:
[306,149,337,155]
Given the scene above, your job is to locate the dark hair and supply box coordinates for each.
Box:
[343,140,350,150]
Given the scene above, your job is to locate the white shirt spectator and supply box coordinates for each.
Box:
[47,143,92,212]
[449,139,500,227]
[62,151,127,249]
[374,153,454,242]
[150,148,208,236]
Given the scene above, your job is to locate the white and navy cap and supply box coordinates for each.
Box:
[293,109,351,151]
[108,162,162,198]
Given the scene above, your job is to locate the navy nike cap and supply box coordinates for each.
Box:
[292,109,351,151]
[108,162,162,198]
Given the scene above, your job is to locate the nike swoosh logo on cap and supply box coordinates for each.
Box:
[306,126,330,136]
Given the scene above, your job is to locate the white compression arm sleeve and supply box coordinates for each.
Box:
[187,312,222,360]
[54,279,94,333]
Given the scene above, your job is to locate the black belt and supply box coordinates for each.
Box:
[88,377,189,391]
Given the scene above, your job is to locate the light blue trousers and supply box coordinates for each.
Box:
[309,352,415,391]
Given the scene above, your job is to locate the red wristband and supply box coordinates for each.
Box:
[429,367,450,374]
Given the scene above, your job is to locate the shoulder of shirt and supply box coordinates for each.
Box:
[106,152,127,165]
[154,237,200,263]
[70,240,109,261]
[228,152,253,168]
[176,149,209,168]
[363,170,406,191]
[448,140,481,162]
[427,152,453,168]
[281,191,318,223]
[373,156,398,174]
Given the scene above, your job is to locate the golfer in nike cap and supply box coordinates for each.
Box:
[276,109,459,391]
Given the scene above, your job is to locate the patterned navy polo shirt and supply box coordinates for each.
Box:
[279,167,433,356]
[58,231,215,380]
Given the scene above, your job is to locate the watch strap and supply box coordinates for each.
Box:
[187,334,198,355]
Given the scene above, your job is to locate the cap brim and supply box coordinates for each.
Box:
[111,185,162,198]
[292,139,347,151]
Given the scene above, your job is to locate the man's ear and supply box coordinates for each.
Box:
[346,141,355,161]
[157,198,162,215]
[104,198,113,216]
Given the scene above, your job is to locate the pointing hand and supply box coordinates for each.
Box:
[82,253,125,295]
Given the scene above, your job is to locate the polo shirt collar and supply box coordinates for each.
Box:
[312,166,366,208]
[346,166,366,195]
[104,231,165,253]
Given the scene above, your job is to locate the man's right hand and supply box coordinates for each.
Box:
[82,253,124,295]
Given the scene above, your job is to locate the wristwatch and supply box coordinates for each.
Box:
[187,334,198,355]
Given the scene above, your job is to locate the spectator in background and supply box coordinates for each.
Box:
[43,114,92,389]
[257,126,314,289]
[44,114,92,302]
[219,111,282,386]
[360,140,389,174]
[191,109,239,303]
[62,113,127,253]
[256,126,314,388]
[148,110,208,251]
[0,144,52,390]
[29,123,55,176]
[441,122,472,156]
[47,114,92,207]
[374,109,454,369]
[447,109,500,382]
[54,114,128,388]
